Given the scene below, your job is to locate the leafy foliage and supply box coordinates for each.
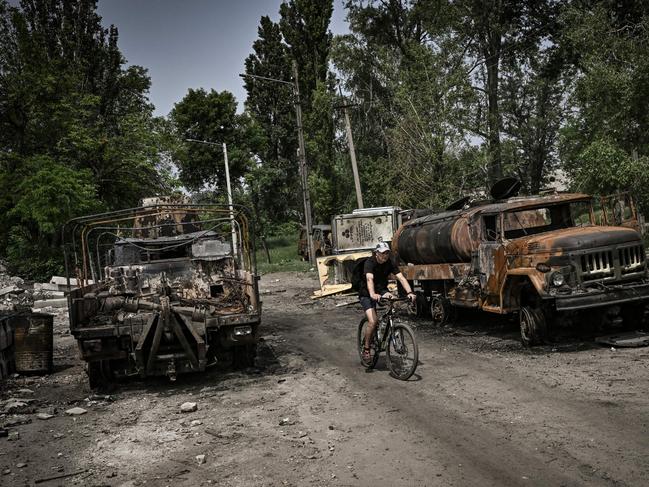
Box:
[560,3,649,209]
[0,0,171,279]
[170,88,258,193]
[243,16,300,233]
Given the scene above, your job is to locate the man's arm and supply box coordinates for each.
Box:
[395,272,416,302]
[366,273,382,301]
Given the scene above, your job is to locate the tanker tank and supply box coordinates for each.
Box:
[393,209,479,265]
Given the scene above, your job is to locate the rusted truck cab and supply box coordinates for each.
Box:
[63,198,261,387]
[298,225,332,260]
[395,192,649,345]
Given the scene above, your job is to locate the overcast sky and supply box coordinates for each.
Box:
[93,0,349,116]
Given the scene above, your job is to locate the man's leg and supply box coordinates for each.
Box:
[364,307,378,350]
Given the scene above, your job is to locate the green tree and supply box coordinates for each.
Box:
[243,16,300,232]
[333,1,483,208]
[0,0,170,278]
[279,0,339,221]
[559,3,649,209]
[170,88,259,195]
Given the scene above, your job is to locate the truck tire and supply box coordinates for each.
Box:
[621,305,647,330]
[415,293,430,318]
[87,360,114,390]
[430,295,453,325]
[233,344,257,369]
[519,306,547,347]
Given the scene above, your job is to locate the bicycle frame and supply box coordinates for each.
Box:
[375,300,403,351]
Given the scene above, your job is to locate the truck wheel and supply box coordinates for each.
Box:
[87,360,114,390]
[415,293,430,318]
[519,306,547,347]
[430,296,452,325]
[233,344,257,368]
[621,305,646,330]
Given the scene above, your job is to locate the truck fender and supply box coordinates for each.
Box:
[501,269,546,311]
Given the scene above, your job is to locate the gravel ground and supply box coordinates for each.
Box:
[1,271,648,486]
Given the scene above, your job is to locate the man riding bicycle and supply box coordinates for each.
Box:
[359,242,416,364]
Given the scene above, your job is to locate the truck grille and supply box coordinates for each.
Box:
[619,245,644,274]
[580,251,614,280]
[579,245,645,281]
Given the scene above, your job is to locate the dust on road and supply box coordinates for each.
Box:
[1,271,648,486]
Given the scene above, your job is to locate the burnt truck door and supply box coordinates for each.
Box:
[313,227,323,255]
[477,213,506,310]
[599,193,644,234]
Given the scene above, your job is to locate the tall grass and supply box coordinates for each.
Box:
[255,233,313,275]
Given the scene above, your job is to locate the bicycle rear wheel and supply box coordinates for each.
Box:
[386,322,418,380]
[357,317,380,368]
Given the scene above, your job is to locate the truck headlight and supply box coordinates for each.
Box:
[234,325,252,336]
[551,272,565,287]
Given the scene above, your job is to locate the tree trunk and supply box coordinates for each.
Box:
[485,34,502,185]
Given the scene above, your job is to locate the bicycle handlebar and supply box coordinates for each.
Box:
[377,296,410,305]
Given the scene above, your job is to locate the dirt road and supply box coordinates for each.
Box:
[1,271,648,486]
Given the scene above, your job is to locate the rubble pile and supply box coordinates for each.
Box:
[0,265,78,381]
[0,262,29,312]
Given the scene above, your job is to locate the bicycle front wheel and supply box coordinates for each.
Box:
[357,317,380,369]
[386,323,418,380]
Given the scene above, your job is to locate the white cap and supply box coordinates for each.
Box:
[375,241,390,253]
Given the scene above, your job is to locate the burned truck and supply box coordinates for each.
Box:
[62,197,261,387]
[394,182,649,345]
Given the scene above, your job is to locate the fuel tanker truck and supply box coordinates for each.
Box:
[393,179,649,346]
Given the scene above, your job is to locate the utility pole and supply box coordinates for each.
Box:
[239,69,316,265]
[292,61,315,265]
[185,138,238,257]
[222,142,238,257]
[342,107,363,208]
[335,87,363,209]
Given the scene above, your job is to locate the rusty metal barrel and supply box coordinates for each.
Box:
[13,313,54,374]
[393,210,478,265]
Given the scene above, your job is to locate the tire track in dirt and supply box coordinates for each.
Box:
[272,307,647,487]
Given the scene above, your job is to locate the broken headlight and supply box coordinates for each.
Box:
[233,325,252,336]
[550,271,565,287]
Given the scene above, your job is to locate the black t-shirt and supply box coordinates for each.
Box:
[358,255,400,298]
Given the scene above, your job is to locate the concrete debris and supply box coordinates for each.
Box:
[180,402,198,413]
[33,283,60,292]
[195,454,206,465]
[36,412,55,420]
[0,285,23,297]
[33,298,68,309]
[50,276,94,287]
[190,420,203,426]
[2,400,31,413]
[16,463,27,468]
[65,407,87,416]
[2,415,31,427]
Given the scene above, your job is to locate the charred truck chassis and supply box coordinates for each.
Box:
[63,198,261,387]
[394,191,649,345]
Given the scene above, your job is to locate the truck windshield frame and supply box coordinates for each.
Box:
[501,201,594,240]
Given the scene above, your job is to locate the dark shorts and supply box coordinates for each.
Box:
[359,296,377,311]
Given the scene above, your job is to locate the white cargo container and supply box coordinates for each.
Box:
[314,207,403,297]
[332,207,402,254]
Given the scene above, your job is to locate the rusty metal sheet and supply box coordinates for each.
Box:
[399,263,470,281]
[315,251,372,291]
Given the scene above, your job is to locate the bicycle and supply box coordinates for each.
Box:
[357,297,419,380]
